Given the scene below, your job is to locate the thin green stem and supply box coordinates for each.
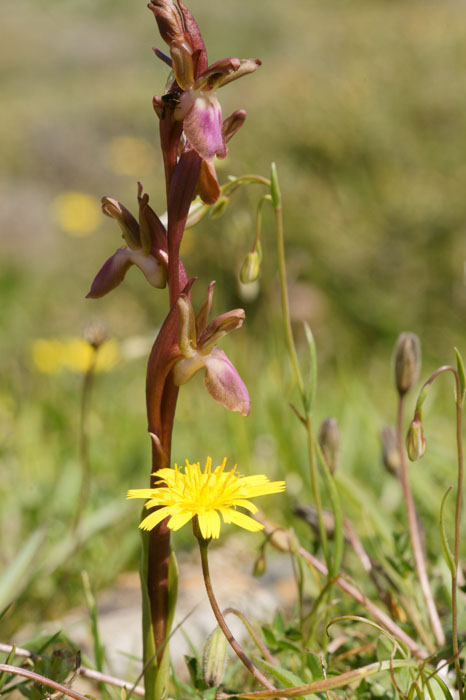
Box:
[414,365,464,697]
[273,195,330,569]
[273,203,304,396]
[196,535,283,697]
[72,346,98,532]
[305,416,330,566]
[396,394,444,647]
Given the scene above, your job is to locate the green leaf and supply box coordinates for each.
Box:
[270,162,282,210]
[305,652,323,681]
[82,570,104,673]
[0,528,46,610]
[253,658,320,700]
[261,626,276,648]
[303,323,317,415]
[439,487,456,577]
[454,347,466,405]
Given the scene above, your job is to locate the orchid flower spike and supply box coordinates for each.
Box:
[149,0,261,163]
[173,282,250,416]
[86,185,168,298]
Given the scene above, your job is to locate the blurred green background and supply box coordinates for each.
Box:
[2,0,466,636]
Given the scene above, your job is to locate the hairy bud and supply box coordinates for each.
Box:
[394,332,421,397]
[318,417,340,474]
[202,626,227,687]
[406,417,426,461]
[380,426,400,476]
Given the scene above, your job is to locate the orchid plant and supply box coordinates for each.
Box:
[86,1,262,696]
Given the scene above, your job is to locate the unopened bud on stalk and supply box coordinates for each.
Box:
[83,322,107,350]
[406,416,426,461]
[240,250,261,284]
[252,550,267,577]
[318,417,340,474]
[202,626,227,687]
[380,426,400,476]
[380,425,401,476]
[393,332,421,397]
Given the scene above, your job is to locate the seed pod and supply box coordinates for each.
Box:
[406,417,427,461]
[394,332,421,397]
[202,626,227,687]
[380,426,400,476]
[318,417,340,474]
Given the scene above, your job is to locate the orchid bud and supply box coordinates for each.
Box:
[380,426,400,476]
[406,417,426,461]
[394,332,421,397]
[318,417,340,474]
[240,250,261,284]
[202,626,227,687]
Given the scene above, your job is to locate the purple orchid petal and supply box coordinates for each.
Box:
[172,353,205,386]
[176,0,208,76]
[200,308,245,353]
[182,92,226,160]
[130,248,167,289]
[101,197,140,249]
[86,247,134,299]
[192,57,241,91]
[148,1,184,46]
[137,183,167,255]
[170,39,195,90]
[195,281,215,336]
[203,347,250,416]
[215,58,261,88]
[223,109,247,143]
[196,160,220,205]
[177,294,197,356]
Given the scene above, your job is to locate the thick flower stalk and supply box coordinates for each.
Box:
[127,457,286,539]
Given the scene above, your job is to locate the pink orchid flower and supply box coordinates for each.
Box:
[87,186,168,298]
[149,0,261,163]
[173,282,250,416]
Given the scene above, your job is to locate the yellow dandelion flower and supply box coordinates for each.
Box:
[127,457,286,540]
[31,338,120,374]
[31,339,64,374]
[52,191,101,236]
[61,338,120,373]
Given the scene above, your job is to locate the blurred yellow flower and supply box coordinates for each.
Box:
[105,136,153,177]
[52,192,101,236]
[31,338,120,374]
[127,456,286,540]
[31,339,64,374]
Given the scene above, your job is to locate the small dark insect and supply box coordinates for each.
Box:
[161,90,181,118]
